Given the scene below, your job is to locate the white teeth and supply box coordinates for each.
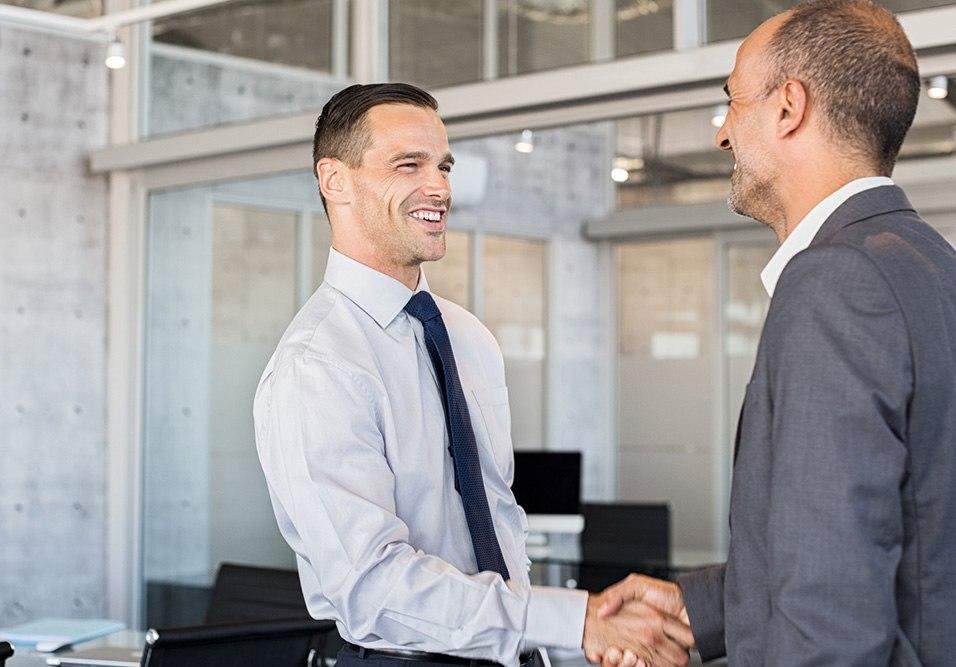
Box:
[411,210,442,221]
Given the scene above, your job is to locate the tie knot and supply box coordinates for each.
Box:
[404,291,442,323]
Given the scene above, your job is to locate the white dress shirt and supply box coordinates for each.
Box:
[254,248,587,666]
[761,177,894,297]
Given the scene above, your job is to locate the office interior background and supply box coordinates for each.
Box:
[1,0,955,634]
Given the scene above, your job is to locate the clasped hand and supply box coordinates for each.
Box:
[581,574,695,667]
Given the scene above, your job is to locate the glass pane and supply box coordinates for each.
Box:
[498,0,591,77]
[148,0,345,137]
[613,107,734,209]
[616,0,675,57]
[705,0,795,43]
[424,230,472,309]
[617,238,718,556]
[389,0,484,88]
[483,235,547,450]
[706,0,954,43]
[900,72,956,162]
[0,0,100,17]
[144,187,312,627]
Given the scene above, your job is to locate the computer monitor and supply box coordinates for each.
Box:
[511,451,581,515]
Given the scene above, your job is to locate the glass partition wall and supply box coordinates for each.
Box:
[141,155,560,624]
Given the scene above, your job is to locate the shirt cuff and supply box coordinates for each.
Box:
[523,585,589,651]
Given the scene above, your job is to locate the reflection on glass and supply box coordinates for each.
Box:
[424,230,472,309]
[483,235,547,450]
[389,0,484,88]
[0,0,100,17]
[153,0,333,71]
[616,238,717,554]
[149,0,343,137]
[616,0,674,57]
[143,176,325,627]
[613,108,735,208]
[706,0,953,43]
[900,77,956,161]
[498,0,591,77]
[705,0,795,43]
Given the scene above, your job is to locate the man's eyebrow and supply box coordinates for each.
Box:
[388,151,456,165]
[389,151,431,163]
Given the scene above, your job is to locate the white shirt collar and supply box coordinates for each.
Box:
[760,176,894,297]
[323,247,431,329]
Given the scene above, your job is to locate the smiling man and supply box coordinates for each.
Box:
[253,83,693,667]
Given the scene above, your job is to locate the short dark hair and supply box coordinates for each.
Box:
[312,83,439,213]
[763,0,919,175]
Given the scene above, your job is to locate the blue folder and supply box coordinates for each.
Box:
[0,618,126,651]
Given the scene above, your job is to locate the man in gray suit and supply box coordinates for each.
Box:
[594,0,956,664]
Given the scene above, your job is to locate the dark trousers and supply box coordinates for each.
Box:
[336,644,543,667]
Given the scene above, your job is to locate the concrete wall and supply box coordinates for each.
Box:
[148,44,346,137]
[0,27,109,626]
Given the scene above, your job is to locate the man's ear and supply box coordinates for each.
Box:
[317,157,349,206]
[777,79,808,139]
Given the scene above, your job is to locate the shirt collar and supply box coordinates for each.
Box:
[760,176,894,297]
[323,247,431,329]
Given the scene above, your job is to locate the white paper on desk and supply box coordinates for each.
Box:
[0,618,126,651]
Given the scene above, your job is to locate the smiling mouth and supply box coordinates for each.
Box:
[407,208,447,231]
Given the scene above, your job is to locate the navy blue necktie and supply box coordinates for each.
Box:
[404,291,511,581]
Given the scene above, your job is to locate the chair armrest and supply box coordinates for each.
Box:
[146,618,337,647]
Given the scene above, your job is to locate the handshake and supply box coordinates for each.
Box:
[581,575,695,667]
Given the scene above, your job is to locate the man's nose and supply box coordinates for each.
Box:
[715,123,732,151]
[424,166,451,199]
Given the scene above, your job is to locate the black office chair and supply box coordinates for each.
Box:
[140,617,335,667]
[0,641,13,666]
[578,503,671,591]
[205,562,311,624]
[204,562,344,662]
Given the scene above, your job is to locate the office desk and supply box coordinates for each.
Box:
[8,630,144,667]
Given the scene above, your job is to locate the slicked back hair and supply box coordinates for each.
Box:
[312,83,439,214]
[762,0,919,175]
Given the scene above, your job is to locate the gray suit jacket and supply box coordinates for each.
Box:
[680,186,956,665]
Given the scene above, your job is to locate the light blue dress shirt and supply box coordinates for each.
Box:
[254,248,587,666]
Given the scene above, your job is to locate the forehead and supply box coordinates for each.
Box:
[364,104,449,155]
[729,13,785,87]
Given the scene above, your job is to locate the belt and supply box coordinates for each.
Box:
[344,642,537,667]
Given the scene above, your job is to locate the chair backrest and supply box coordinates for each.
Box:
[0,641,13,665]
[578,503,671,590]
[140,618,336,667]
[205,562,309,624]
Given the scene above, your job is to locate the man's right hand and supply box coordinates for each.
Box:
[593,575,695,667]
[582,590,693,667]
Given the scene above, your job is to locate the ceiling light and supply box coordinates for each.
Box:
[711,103,729,128]
[611,167,630,183]
[514,129,534,153]
[927,75,949,100]
[105,36,127,70]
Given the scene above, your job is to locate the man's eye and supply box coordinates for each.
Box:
[440,165,452,173]
[398,163,417,169]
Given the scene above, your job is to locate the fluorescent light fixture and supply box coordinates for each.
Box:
[711,103,729,128]
[105,36,126,69]
[611,167,630,183]
[514,129,534,153]
[927,75,949,100]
